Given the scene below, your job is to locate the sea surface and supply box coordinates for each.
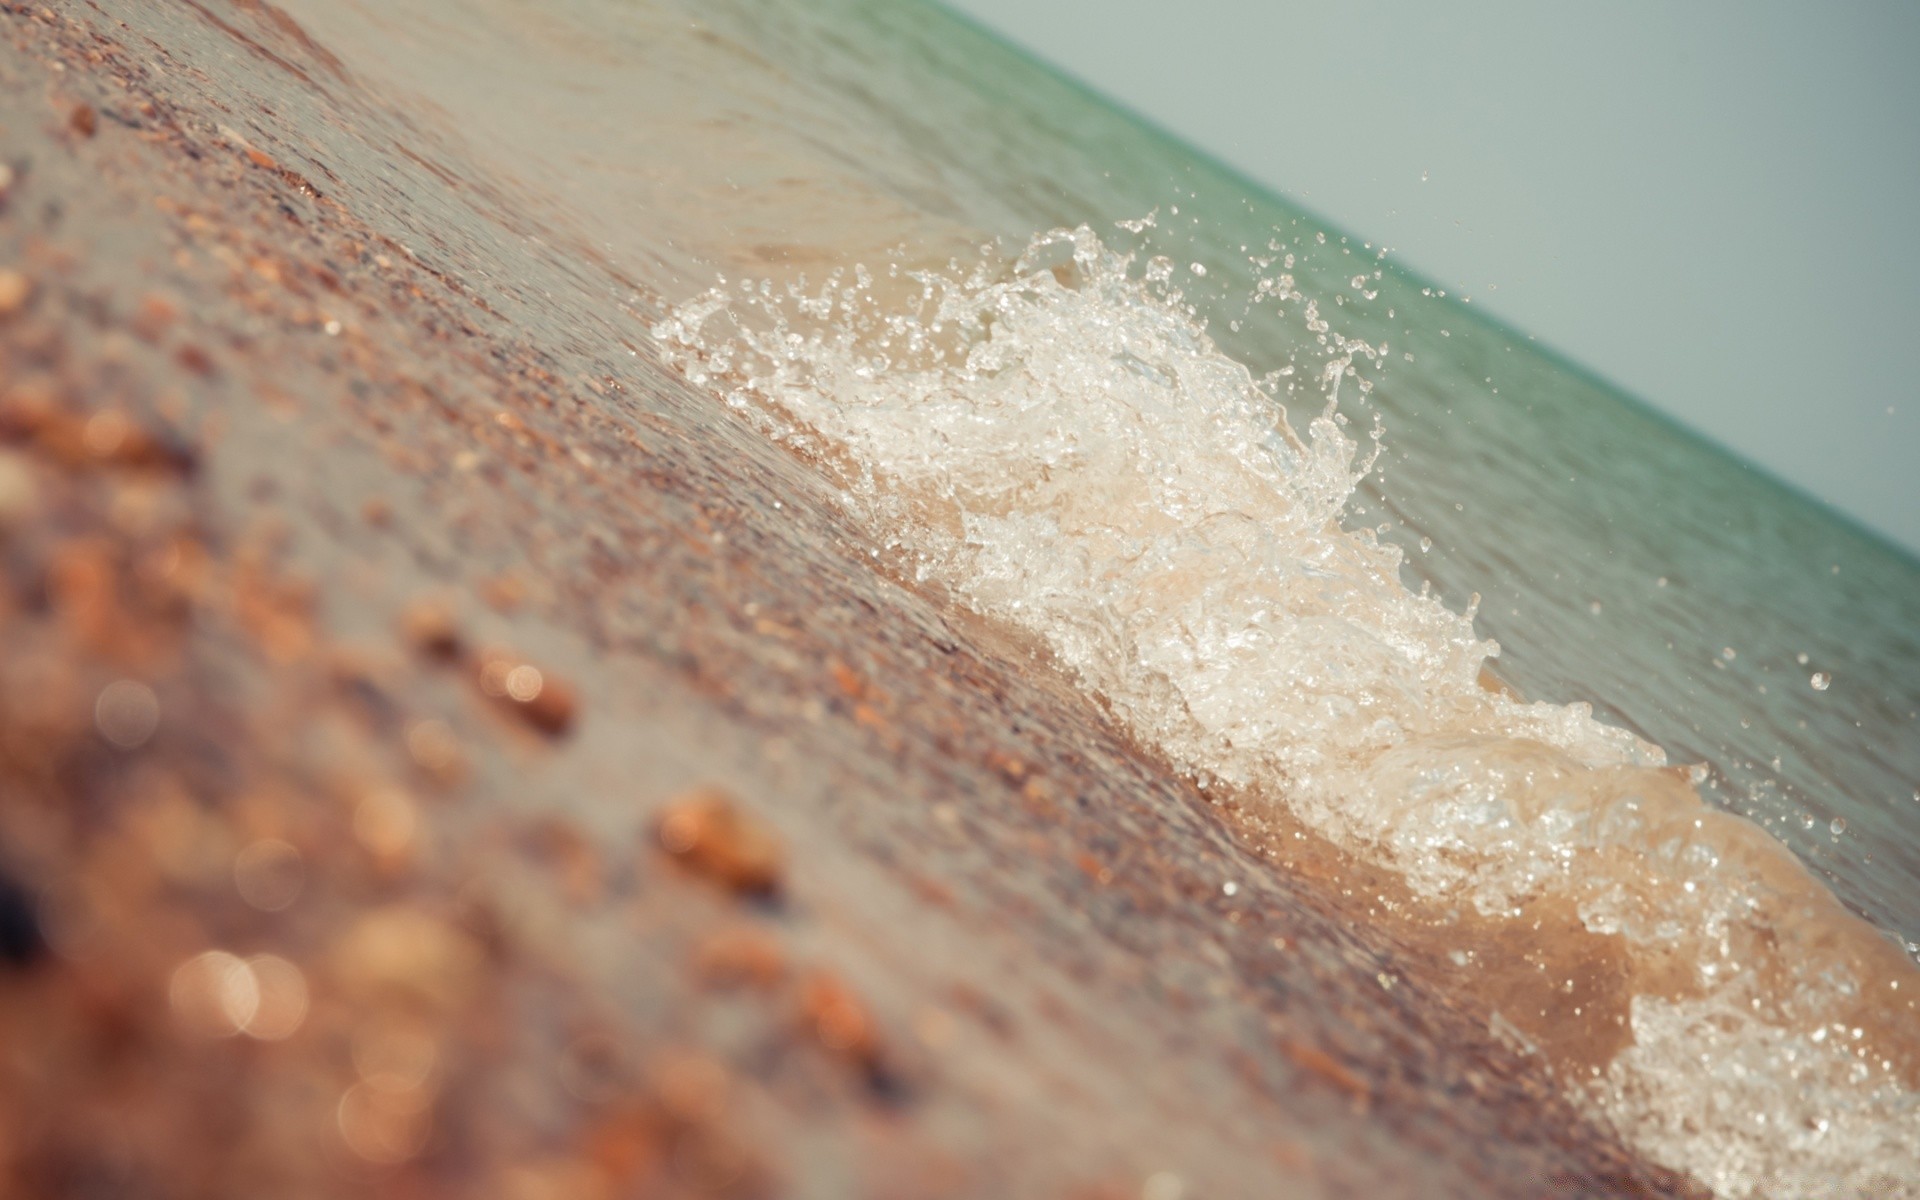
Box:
[276,0,1920,1194]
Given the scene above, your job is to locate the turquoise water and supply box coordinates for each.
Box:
[744,0,1920,944]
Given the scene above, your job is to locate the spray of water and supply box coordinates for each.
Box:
[656,224,1920,1198]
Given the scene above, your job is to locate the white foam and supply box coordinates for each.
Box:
[656,225,1919,1196]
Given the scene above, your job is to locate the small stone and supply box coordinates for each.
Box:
[582,1107,664,1187]
[130,292,180,342]
[694,925,787,989]
[1279,1038,1370,1112]
[401,597,463,660]
[330,906,482,1012]
[519,673,577,734]
[0,869,45,969]
[477,650,579,735]
[797,970,880,1065]
[337,1079,434,1165]
[480,571,527,612]
[354,785,419,863]
[174,343,216,375]
[68,102,97,138]
[0,269,31,318]
[405,718,466,784]
[651,1049,731,1123]
[0,450,38,526]
[654,789,784,897]
[501,1160,616,1200]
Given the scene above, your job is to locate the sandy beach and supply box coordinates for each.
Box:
[0,4,1712,1196]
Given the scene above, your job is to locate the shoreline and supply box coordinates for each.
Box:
[0,4,1700,1197]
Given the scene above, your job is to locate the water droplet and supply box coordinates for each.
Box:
[1796,652,1810,665]
[1221,881,1239,897]
[1829,818,1847,836]
[1188,262,1206,277]
[1721,647,1737,661]
[1418,536,1432,553]
[1810,671,1832,691]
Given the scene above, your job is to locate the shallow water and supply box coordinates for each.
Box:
[277,0,1920,1193]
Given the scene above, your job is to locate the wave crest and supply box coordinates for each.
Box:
[657,225,1919,1197]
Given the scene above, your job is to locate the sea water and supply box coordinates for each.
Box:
[279,0,1920,1193]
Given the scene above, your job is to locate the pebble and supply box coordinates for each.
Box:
[477,649,579,735]
[0,869,45,968]
[655,789,784,897]
[694,925,787,990]
[130,292,180,342]
[0,450,38,526]
[331,906,483,1012]
[1279,1038,1371,1112]
[401,596,463,660]
[0,268,31,317]
[798,970,881,1066]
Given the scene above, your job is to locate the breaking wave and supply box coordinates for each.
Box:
[655,224,1920,1198]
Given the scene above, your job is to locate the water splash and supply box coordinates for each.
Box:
[657,225,1920,1197]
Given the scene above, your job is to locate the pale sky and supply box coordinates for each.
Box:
[940,0,1920,556]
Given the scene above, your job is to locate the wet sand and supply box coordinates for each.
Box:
[0,4,1702,1197]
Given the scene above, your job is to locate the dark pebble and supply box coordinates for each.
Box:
[0,869,46,969]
